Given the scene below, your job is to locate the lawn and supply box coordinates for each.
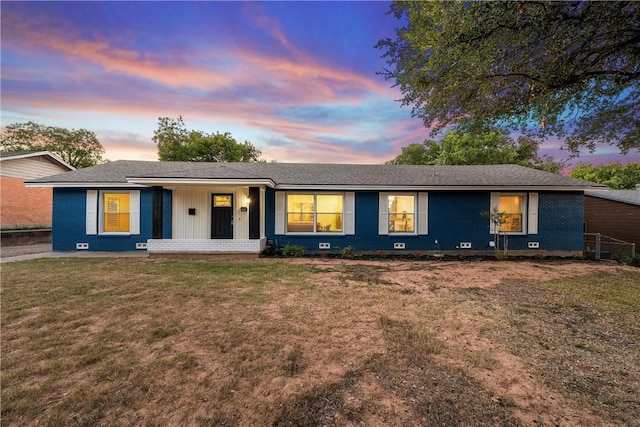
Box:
[1,257,638,426]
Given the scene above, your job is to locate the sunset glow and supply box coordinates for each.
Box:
[1,1,636,166]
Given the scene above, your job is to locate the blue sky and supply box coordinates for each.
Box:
[1,1,636,166]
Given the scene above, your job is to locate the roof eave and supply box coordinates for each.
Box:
[126,177,276,187]
[0,151,75,171]
[275,184,599,191]
[24,182,146,188]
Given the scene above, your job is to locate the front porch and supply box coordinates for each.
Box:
[147,238,267,254]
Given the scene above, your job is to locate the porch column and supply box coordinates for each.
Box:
[152,186,163,239]
[249,186,260,239]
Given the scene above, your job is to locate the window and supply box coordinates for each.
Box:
[103,193,131,232]
[86,190,140,235]
[287,194,343,233]
[489,192,538,235]
[275,192,354,235]
[213,195,232,207]
[388,195,415,233]
[499,195,524,232]
[378,192,428,236]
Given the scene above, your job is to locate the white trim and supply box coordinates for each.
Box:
[25,182,146,188]
[260,188,266,238]
[274,184,597,191]
[490,192,529,235]
[86,190,98,235]
[378,192,389,235]
[528,192,539,235]
[27,181,599,192]
[97,190,140,235]
[129,190,140,235]
[489,192,500,234]
[386,193,418,235]
[344,192,355,235]
[418,192,428,235]
[283,192,347,235]
[275,192,285,235]
[127,178,275,187]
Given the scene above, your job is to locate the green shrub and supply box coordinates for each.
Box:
[340,245,354,258]
[281,244,308,257]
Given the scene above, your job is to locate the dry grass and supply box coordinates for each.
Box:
[461,271,640,426]
[1,257,638,426]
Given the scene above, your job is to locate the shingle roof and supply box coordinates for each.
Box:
[26,160,604,189]
[0,151,39,159]
[585,189,640,206]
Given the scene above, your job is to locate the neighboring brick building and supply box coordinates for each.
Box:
[1,151,74,229]
[584,188,640,248]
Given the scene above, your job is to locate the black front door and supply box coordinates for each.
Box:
[212,194,233,239]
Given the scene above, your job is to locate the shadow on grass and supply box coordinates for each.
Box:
[273,315,522,427]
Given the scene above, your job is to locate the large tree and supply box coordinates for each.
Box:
[388,126,565,173]
[570,162,640,189]
[0,121,105,168]
[377,1,640,155]
[153,116,261,162]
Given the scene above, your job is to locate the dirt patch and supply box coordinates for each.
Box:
[289,258,637,426]
[297,258,623,289]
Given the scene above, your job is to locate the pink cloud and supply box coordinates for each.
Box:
[3,6,392,107]
[244,2,301,55]
[2,15,233,91]
[1,5,422,164]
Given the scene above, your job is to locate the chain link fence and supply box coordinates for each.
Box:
[584,233,636,263]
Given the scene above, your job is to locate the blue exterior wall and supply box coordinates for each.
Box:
[52,186,583,253]
[265,189,584,253]
[537,192,584,251]
[52,188,172,251]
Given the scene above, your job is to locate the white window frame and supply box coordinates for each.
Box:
[275,191,355,236]
[284,193,344,235]
[86,190,140,236]
[489,192,538,235]
[379,192,429,236]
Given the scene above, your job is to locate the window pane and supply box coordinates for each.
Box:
[388,195,415,233]
[214,195,232,207]
[316,195,343,232]
[499,195,524,232]
[287,194,314,232]
[317,195,342,213]
[389,213,414,232]
[104,193,130,232]
[317,213,343,232]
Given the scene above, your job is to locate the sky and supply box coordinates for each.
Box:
[1,1,637,167]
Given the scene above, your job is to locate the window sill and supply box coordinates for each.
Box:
[285,232,345,236]
[99,232,132,236]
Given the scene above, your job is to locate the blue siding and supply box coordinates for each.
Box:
[52,188,159,251]
[428,192,489,250]
[537,192,584,251]
[265,189,584,253]
[53,187,583,253]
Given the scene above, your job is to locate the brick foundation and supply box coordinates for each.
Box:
[147,238,267,254]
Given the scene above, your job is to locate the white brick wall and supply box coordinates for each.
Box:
[147,238,266,253]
